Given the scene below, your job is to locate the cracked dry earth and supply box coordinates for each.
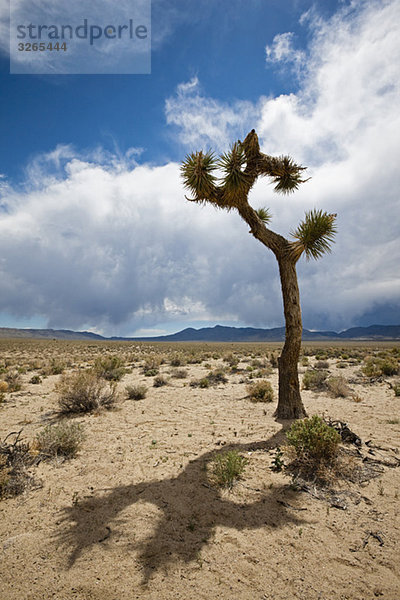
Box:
[0,340,399,600]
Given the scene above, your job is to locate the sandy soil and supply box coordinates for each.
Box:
[0,342,399,600]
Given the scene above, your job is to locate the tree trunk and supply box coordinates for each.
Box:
[275,257,307,420]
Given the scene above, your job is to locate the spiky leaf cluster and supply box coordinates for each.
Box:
[290,209,337,261]
[255,207,272,225]
[219,142,250,203]
[180,151,217,201]
[263,156,308,195]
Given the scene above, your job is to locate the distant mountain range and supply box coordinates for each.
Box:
[0,324,399,342]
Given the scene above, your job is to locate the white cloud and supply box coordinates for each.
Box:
[265,31,306,73]
[165,77,262,152]
[0,145,282,335]
[1,0,399,333]
[164,0,400,330]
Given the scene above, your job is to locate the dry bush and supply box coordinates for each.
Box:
[0,380,8,402]
[223,353,239,368]
[285,415,341,481]
[190,377,210,388]
[170,354,186,367]
[5,371,22,392]
[0,431,36,499]
[142,355,161,376]
[206,368,228,385]
[94,355,126,381]
[125,384,147,400]
[362,357,399,378]
[209,451,248,489]
[315,360,330,370]
[153,375,168,387]
[57,371,118,414]
[392,382,400,397]
[33,422,85,460]
[326,376,351,398]
[247,380,274,402]
[302,369,328,391]
[170,368,188,379]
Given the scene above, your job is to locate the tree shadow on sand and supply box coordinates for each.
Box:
[57,429,307,583]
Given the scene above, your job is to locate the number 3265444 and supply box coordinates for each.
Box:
[18,42,67,51]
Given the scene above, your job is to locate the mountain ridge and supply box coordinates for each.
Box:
[0,324,399,342]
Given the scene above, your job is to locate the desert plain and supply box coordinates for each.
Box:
[0,338,399,600]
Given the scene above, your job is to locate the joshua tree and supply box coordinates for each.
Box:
[181,129,336,420]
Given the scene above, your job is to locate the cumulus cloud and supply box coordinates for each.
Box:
[1,0,399,334]
[265,32,306,74]
[165,77,261,152]
[164,0,400,330]
[0,146,282,335]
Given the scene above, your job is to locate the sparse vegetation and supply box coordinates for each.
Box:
[5,371,22,392]
[33,422,85,459]
[0,430,36,499]
[302,369,328,391]
[125,384,147,400]
[247,380,274,402]
[57,371,118,414]
[153,375,168,387]
[170,368,188,379]
[210,450,248,489]
[315,360,330,370]
[286,415,341,465]
[94,355,126,381]
[326,376,351,398]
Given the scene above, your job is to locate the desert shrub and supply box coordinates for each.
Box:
[315,360,329,370]
[302,369,328,391]
[190,377,210,388]
[270,353,278,368]
[247,380,274,402]
[0,431,35,499]
[210,450,248,489]
[223,353,239,368]
[49,360,64,375]
[170,354,186,367]
[286,415,341,463]
[379,359,398,376]
[326,376,351,398]
[336,361,347,369]
[207,368,228,385]
[57,371,118,414]
[361,359,381,378]
[30,375,42,384]
[362,357,398,378]
[0,381,8,402]
[142,356,161,375]
[171,368,188,379]
[392,383,400,397]
[34,422,85,459]
[153,375,168,387]
[125,384,147,400]
[5,371,22,392]
[94,355,126,381]
[300,356,309,367]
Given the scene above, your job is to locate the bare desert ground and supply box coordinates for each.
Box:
[0,339,399,600]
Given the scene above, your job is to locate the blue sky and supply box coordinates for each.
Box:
[0,0,399,336]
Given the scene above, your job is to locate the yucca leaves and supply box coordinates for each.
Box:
[180,151,217,201]
[260,155,308,195]
[255,207,272,225]
[219,142,250,203]
[290,209,337,261]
